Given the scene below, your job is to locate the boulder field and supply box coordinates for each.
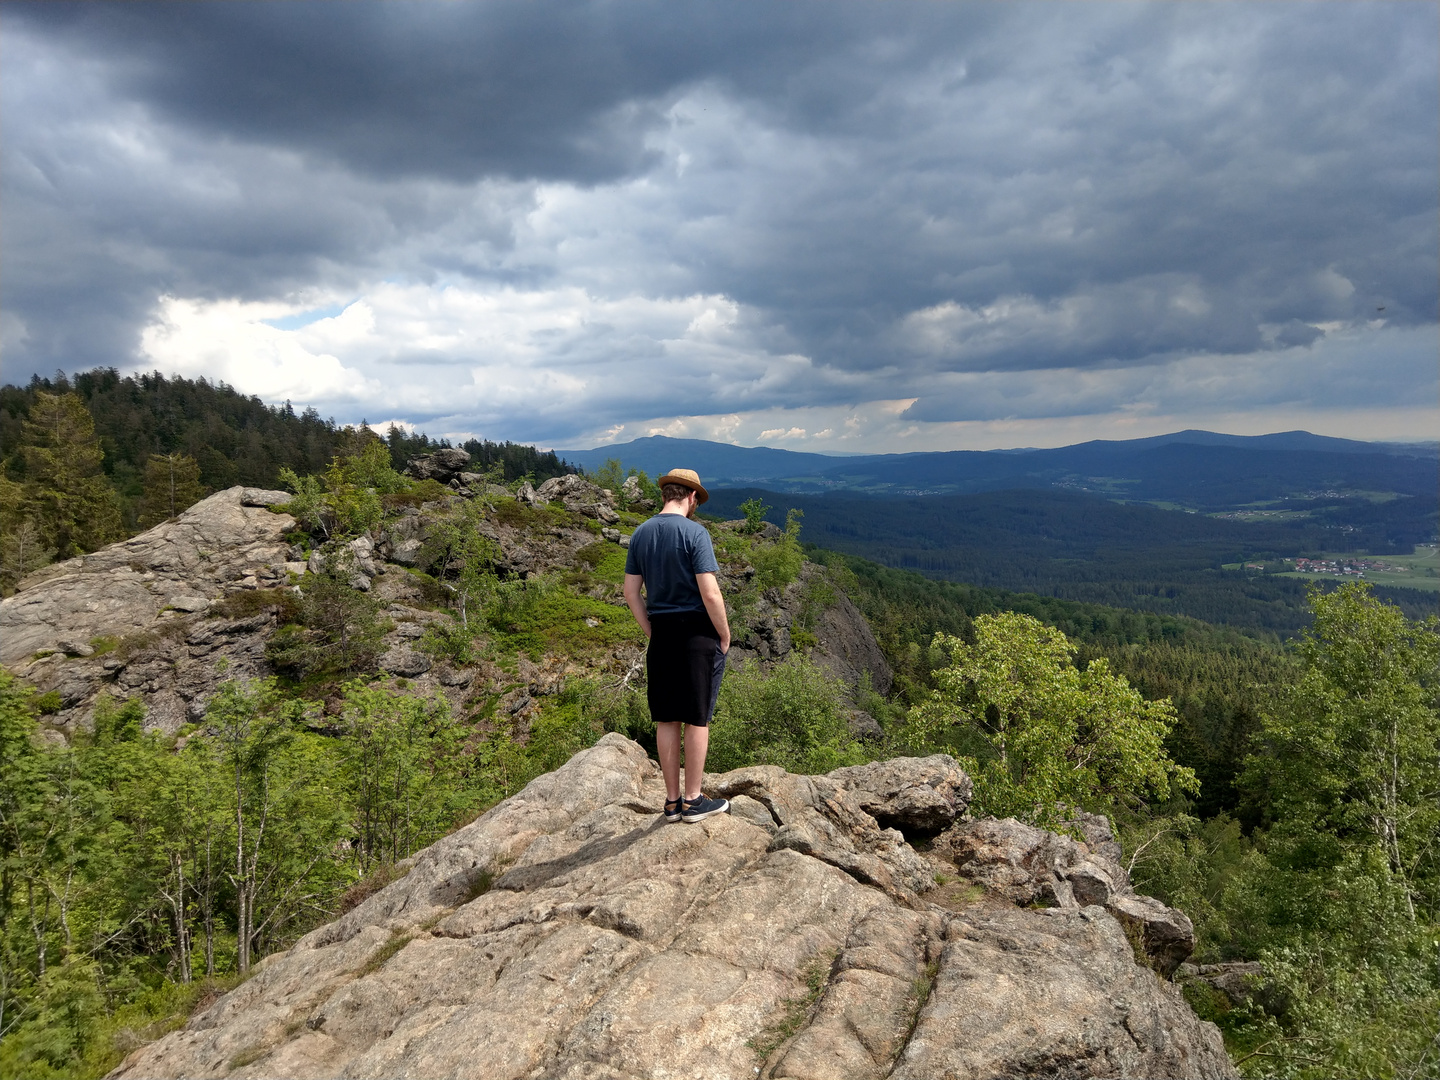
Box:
[109,737,1236,1080]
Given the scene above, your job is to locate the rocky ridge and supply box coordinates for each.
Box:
[108,737,1234,1080]
[0,470,891,740]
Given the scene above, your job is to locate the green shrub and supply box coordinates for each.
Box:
[382,478,451,510]
[523,679,649,775]
[738,498,771,533]
[750,509,805,590]
[708,653,869,774]
[575,542,609,568]
[34,689,63,714]
[88,635,120,656]
[265,559,387,680]
[92,693,145,744]
[483,576,641,659]
[418,619,476,665]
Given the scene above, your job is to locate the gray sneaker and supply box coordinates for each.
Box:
[681,794,730,823]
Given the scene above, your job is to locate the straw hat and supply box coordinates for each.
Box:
[657,468,709,504]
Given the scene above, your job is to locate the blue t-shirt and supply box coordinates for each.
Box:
[624,513,720,614]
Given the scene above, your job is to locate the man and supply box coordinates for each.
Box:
[623,469,732,823]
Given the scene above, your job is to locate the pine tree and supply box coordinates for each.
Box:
[18,392,122,558]
[0,475,55,593]
[137,453,206,528]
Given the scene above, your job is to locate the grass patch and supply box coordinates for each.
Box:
[382,480,452,510]
[357,930,413,978]
[335,863,408,917]
[34,690,63,714]
[89,635,120,656]
[229,1043,272,1069]
[925,878,985,913]
[747,950,836,1064]
[212,587,302,622]
[112,618,191,662]
[487,585,644,659]
[462,868,496,904]
[899,958,941,1047]
[491,498,568,531]
[1118,915,1152,970]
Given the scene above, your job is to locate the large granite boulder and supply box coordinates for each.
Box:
[109,738,1234,1080]
[535,474,619,523]
[0,487,294,668]
[404,448,472,483]
[827,754,972,834]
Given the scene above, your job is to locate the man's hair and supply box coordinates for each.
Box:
[661,482,694,503]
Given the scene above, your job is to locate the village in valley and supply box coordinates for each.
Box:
[1231,544,1440,590]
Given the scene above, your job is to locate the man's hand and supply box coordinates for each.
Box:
[697,572,731,653]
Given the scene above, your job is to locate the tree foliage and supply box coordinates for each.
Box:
[421,498,500,633]
[905,612,1197,825]
[708,653,868,775]
[13,393,122,560]
[1122,585,1440,1077]
[339,682,468,874]
[266,551,388,680]
[1246,583,1440,920]
[137,453,206,529]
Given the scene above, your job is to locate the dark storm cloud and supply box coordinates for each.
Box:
[1,1,1434,443]
[7,1,985,184]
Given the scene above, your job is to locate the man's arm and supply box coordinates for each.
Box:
[624,573,651,639]
[697,572,731,653]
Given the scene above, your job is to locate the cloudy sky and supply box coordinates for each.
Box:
[2,2,1435,452]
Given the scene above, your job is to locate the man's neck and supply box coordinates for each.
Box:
[659,500,692,517]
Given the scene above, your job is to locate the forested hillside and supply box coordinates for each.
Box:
[705,487,1438,636]
[563,432,1438,510]
[0,370,572,583]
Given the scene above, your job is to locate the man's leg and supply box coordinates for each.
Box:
[656,722,683,801]
[684,724,710,801]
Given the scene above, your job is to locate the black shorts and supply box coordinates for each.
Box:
[647,610,726,727]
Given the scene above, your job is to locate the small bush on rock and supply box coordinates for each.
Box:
[750,509,805,590]
[708,653,868,775]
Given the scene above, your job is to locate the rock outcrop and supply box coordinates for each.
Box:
[109,738,1235,1080]
[403,448,475,484]
[2,479,893,742]
[0,486,295,668]
[535,473,620,523]
[0,488,299,732]
[1178,960,1272,1011]
[933,814,1197,977]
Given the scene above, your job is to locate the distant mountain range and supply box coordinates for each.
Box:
[560,430,1438,508]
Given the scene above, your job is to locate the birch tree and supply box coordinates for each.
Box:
[202,680,346,973]
[1248,583,1440,919]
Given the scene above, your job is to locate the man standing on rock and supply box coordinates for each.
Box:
[623,469,732,824]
